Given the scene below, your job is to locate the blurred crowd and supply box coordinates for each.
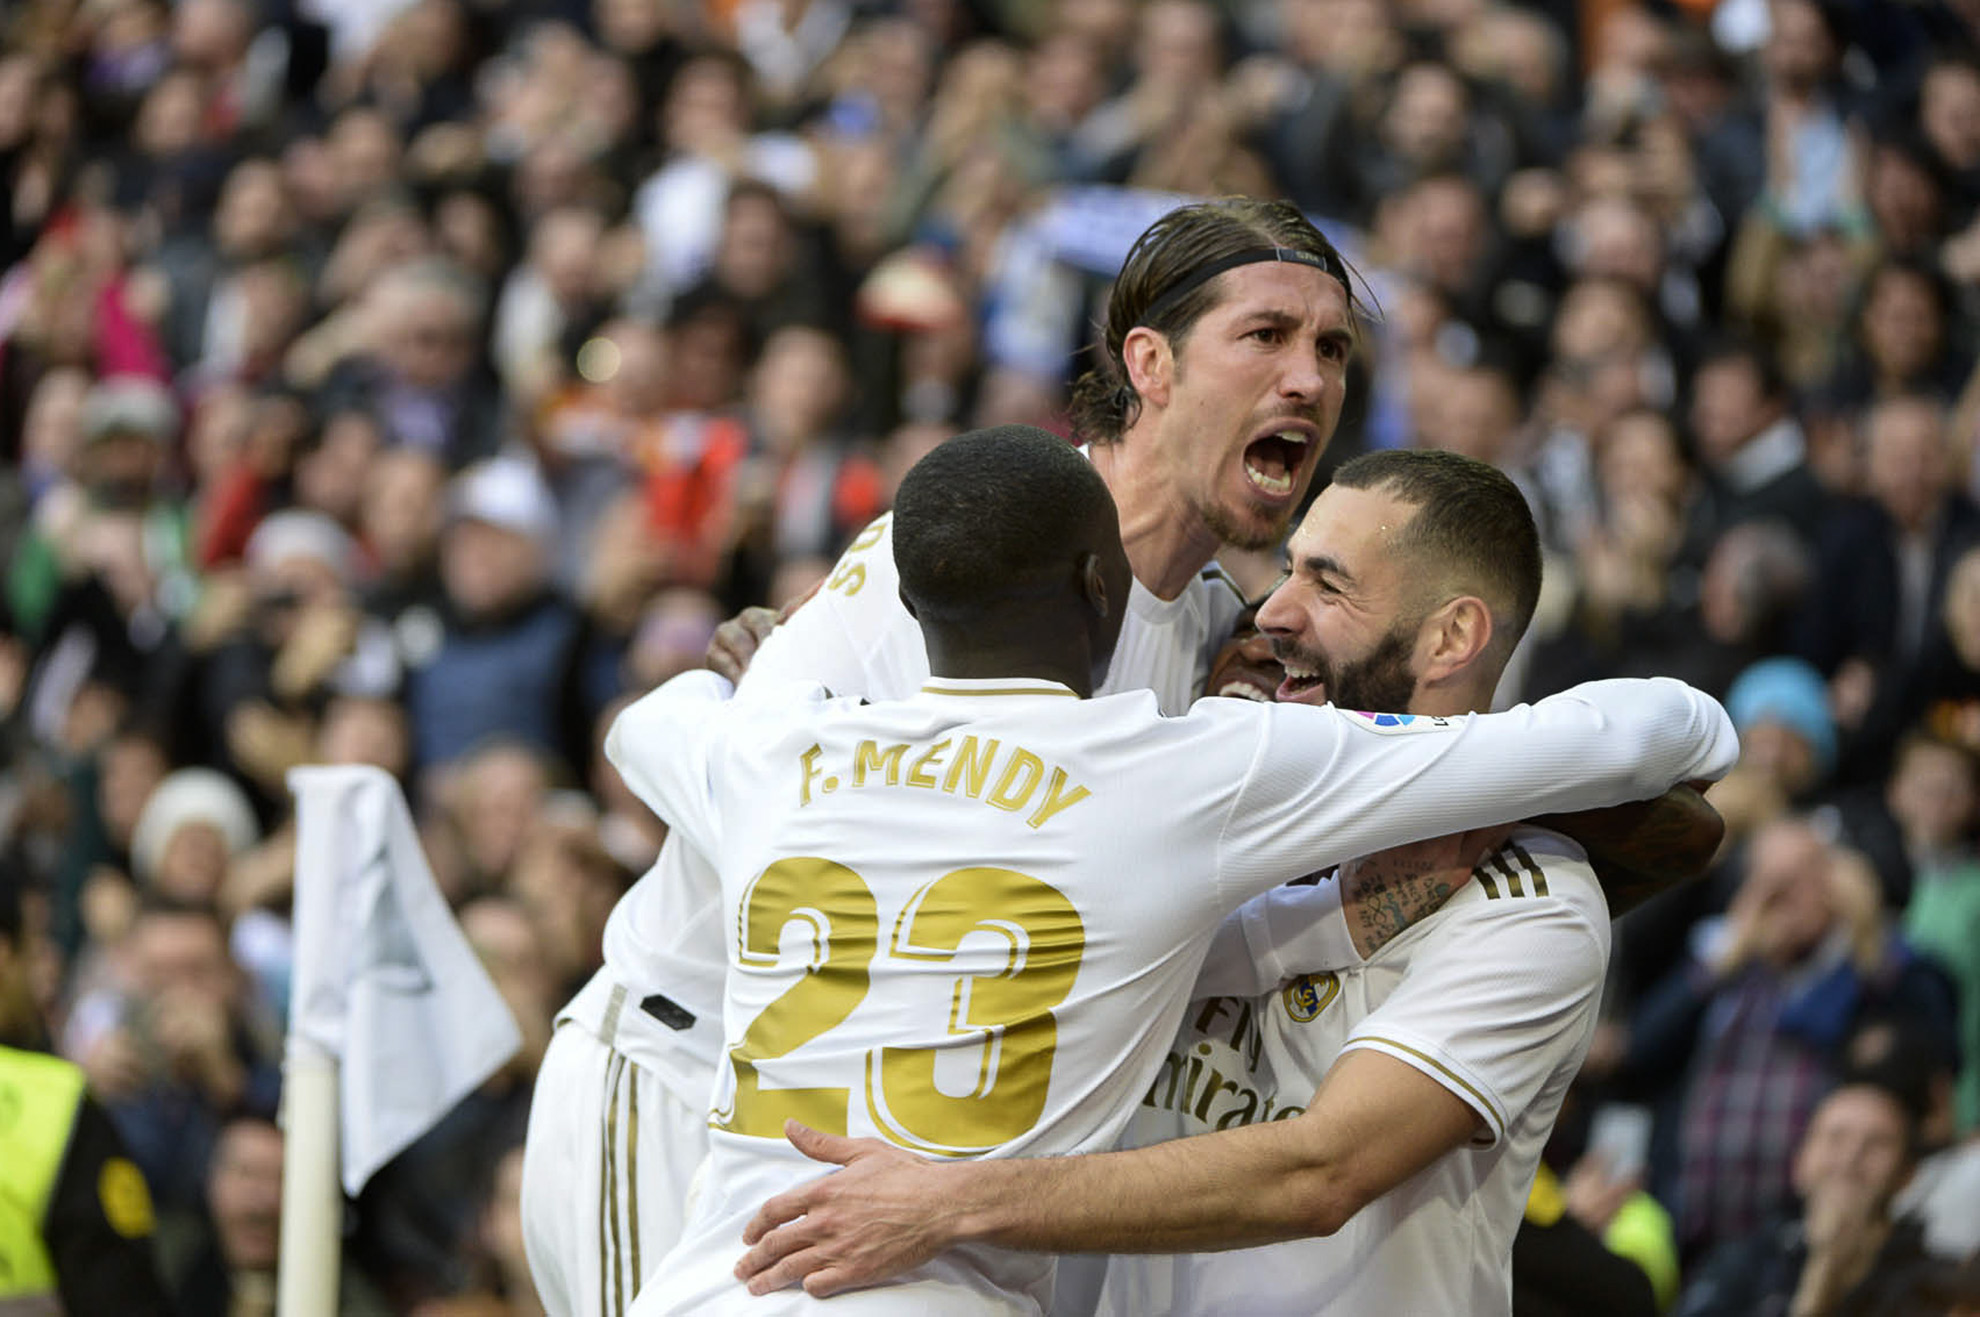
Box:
[11,0,1980,1311]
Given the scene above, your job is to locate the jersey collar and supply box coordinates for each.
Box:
[917,676,1081,701]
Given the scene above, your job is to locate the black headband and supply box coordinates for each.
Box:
[1135,245,1351,329]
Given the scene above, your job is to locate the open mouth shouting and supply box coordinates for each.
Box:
[1275,659,1328,706]
[1242,420,1322,500]
[1270,637,1331,706]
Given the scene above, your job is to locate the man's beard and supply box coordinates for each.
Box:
[1289,622,1419,713]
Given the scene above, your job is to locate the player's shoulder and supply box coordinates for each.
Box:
[1195,561,1249,610]
[819,513,900,594]
[1444,827,1609,933]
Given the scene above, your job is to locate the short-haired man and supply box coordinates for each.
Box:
[727,450,1685,1315]
[1676,1080,1940,1316]
[608,430,1735,1314]
[522,197,1364,1315]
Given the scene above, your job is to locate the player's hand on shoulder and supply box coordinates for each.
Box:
[736,1121,963,1299]
[706,606,782,683]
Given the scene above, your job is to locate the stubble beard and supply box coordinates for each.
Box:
[1198,492,1295,554]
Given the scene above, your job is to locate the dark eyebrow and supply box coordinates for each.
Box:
[1299,553,1353,584]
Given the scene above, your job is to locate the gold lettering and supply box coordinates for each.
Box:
[1195,1068,1238,1121]
[942,737,1000,798]
[853,741,908,787]
[799,744,825,806]
[1215,1088,1261,1129]
[1192,998,1237,1034]
[906,739,950,789]
[1025,766,1091,829]
[1143,1052,1183,1109]
[987,748,1045,814]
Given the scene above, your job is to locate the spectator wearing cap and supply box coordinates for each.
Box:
[7,375,192,643]
[1616,817,1957,1262]
[401,457,596,777]
[1727,655,1840,801]
[1699,656,1844,878]
[127,767,258,907]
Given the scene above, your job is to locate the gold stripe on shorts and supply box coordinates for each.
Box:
[603,1053,628,1316]
[627,1072,642,1290]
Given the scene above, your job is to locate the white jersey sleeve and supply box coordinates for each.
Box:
[741,515,928,701]
[1211,675,1737,899]
[1193,882,1359,999]
[1342,831,1609,1148]
[603,670,740,858]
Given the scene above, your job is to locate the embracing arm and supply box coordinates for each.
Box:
[733,1050,1478,1297]
[1534,783,1725,917]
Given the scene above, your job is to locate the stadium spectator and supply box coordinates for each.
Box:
[1618,816,1956,1259]
[1675,1079,1943,1316]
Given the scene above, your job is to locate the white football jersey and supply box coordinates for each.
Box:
[1096,827,1611,1317]
[589,514,1249,1100]
[609,674,1731,1315]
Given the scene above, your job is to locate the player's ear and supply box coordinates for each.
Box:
[1121,326,1172,408]
[1078,552,1112,621]
[897,586,919,621]
[1419,595,1493,679]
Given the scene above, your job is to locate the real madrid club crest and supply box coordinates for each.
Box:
[1282,971,1340,1023]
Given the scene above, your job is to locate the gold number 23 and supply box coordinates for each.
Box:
[713,857,1086,1156]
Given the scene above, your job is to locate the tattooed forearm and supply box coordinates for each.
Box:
[1534,784,1725,917]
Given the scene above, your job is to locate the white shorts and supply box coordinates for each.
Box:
[522,1018,708,1317]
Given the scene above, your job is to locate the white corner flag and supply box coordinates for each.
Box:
[280,765,523,1315]
[287,764,522,1193]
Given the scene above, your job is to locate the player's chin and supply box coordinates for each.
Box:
[1211,495,1297,553]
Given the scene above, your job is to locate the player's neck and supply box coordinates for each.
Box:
[1089,440,1222,600]
[1407,674,1496,720]
[923,632,1097,697]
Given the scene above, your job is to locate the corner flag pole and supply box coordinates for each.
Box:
[277,1035,341,1317]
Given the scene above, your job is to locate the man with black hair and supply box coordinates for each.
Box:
[730,448,1689,1316]
[606,428,1737,1314]
[522,197,1711,1314]
[524,195,1365,1315]
[0,862,173,1315]
[1687,336,1833,553]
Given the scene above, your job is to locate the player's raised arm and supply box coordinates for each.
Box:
[1210,676,1737,897]
[602,669,739,859]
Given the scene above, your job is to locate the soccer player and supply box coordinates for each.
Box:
[610,430,1736,1314]
[521,196,1359,1315]
[727,449,1672,1315]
